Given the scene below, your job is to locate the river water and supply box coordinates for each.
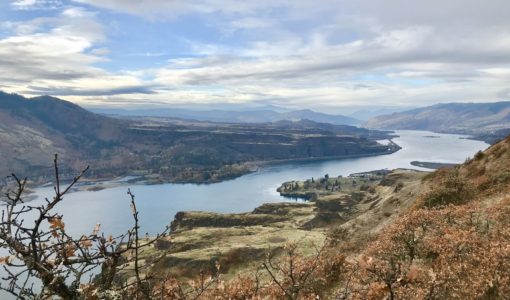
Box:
[30,130,489,236]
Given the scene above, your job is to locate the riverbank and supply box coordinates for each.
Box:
[10,130,488,237]
[19,139,401,195]
[256,139,401,167]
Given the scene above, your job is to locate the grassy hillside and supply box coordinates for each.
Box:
[0,91,129,179]
[347,136,510,298]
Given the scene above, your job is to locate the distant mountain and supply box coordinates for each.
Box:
[364,101,510,143]
[0,92,393,184]
[271,119,393,140]
[281,109,359,125]
[348,107,415,121]
[89,107,360,126]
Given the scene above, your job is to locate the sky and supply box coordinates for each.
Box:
[1,0,510,111]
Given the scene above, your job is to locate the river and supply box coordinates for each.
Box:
[30,130,489,236]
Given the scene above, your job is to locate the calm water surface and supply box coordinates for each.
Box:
[31,130,489,235]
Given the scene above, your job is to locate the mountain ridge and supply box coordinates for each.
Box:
[364,101,510,143]
[90,106,361,125]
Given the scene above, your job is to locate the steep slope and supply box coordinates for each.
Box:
[0,110,65,177]
[0,93,122,137]
[364,101,510,142]
[421,133,510,203]
[0,92,126,177]
[345,134,510,299]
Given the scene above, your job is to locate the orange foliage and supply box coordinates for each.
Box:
[349,199,510,299]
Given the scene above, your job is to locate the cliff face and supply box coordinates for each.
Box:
[217,135,395,160]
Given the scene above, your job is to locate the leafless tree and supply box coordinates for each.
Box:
[0,154,169,299]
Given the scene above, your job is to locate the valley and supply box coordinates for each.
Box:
[115,123,510,299]
[25,130,487,236]
[0,92,396,186]
[2,1,510,298]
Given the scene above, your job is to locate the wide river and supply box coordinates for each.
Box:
[31,130,489,236]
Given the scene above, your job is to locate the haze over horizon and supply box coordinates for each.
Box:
[1,0,510,110]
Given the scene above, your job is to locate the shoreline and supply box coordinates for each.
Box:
[410,161,458,170]
[96,141,401,188]
[255,140,401,167]
[377,128,493,144]
[27,140,402,194]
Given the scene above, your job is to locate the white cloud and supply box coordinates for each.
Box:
[61,7,97,18]
[0,9,102,83]
[0,6,152,101]
[11,0,62,10]
[230,17,275,29]
[3,0,510,108]
[72,0,289,18]
[11,0,37,8]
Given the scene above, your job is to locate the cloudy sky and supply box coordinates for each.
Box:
[1,0,510,111]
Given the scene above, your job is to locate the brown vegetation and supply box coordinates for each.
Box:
[2,136,510,299]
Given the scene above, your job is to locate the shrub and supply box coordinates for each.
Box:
[350,202,510,299]
[474,150,485,160]
[423,170,473,208]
